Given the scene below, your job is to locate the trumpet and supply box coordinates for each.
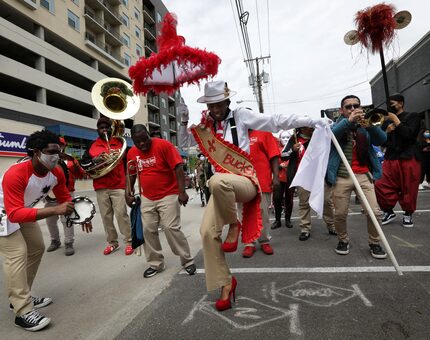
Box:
[357,108,386,128]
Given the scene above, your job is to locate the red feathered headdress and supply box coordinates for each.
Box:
[129,13,221,95]
[354,3,397,54]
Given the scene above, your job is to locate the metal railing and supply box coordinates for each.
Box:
[85,32,124,64]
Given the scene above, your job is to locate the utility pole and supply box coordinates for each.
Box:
[244,56,270,113]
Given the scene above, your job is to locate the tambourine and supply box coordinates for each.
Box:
[66,196,96,227]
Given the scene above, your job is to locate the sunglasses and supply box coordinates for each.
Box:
[344,104,361,110]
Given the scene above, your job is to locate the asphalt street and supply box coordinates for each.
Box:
[0,188,429,339]
[118,189,430,340]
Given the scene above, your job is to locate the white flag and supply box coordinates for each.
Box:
[290,124,332,218]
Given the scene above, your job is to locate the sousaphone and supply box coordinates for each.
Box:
[87,78,141,179]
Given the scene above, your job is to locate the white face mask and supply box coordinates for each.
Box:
[280,133,291,146]
[39,153,59,170]
[199,156,205,161]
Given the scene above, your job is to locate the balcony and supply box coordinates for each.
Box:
[84,32,125,68]
[143,5,155,24]
[148,112,160,126]
[84,7,123,46]
[147,94,159,109]
[169,121,177,132]
[19,0,37,9]
[168,107,176,118]
[144,40,157,55]
[85,0,122,25]
[144,22,156,41]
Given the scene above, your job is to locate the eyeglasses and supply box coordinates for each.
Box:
[344,104,361,110]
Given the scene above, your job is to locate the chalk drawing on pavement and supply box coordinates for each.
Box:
[274,280,373,307]
[182,295,302,334]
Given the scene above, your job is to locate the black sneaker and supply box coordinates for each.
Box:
[299,232,310,241]
[184,264,196,275]
[369,244,387,259]
[271,220,282,229]
[381,211,396,225]
[402,214,414,228]
[335,241,349,255]
[284,219,293,228]
[15,309,50,331]
[328,227,337,235]
[10,296,52,311]
[143,267,161,278]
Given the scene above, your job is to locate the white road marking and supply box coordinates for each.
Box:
[184,266,430,274]
[272,209,430,221]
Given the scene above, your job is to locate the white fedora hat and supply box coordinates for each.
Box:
[197,81,237,104]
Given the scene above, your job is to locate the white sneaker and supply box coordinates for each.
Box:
[422,181,429,189]
[419,184,424,190]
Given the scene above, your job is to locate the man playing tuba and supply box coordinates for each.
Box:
[81,117,133,255]
[81,77,140,256]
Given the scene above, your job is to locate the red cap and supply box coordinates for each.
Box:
[59,137,66,146]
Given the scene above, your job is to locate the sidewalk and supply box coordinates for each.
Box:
[0,189,204,340]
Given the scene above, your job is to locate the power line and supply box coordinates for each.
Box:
[255,0,263,57]
[229,0,249,77]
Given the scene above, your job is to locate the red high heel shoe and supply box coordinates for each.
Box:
[221,222,241,253]
[215,276,237,311]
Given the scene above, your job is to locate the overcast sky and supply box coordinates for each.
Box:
[165,0,429,122]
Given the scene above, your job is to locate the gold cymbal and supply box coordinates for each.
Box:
[394,11,412,30]
[344,30,359,45]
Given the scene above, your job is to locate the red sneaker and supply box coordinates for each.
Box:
[242,246,256,258]
[103,244,119,255]
[125,245,134,256]
[261,243,274,255]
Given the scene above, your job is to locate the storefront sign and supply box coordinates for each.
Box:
[0,132,28,157]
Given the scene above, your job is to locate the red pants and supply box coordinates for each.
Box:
[375,158,421,213]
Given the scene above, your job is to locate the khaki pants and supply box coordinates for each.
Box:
[45,198,74,244]
[201,174,257,291]
[333,174,381,244]
[297,183,335,233]
[96,189,131,245]
[0,222,44,316]
[141,194,193,270]
[244,192,271,246]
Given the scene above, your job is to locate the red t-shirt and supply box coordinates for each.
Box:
[0,160,71,235]
[127,138,183,200]
[89,137,126,190]
[351,145,369,174]
[249,131,280,193]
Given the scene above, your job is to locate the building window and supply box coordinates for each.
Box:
[124,53,131,66]
[134,7,140,20]
[163,131,168,140]
[162,114,167,125]
[121,13,129,27]
[135,26,141,39]
[121,0,128,6]
[40,0,55,13]
[160,98,167,109]
[122,33,130,47]
[156,12,162,23]
[67,10,80,31]
[71,0,79,5]
[136,44,142,57]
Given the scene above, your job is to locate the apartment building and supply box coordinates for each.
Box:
[0,0,180,174]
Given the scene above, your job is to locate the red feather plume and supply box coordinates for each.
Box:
[129,13,221,95]
[355,3,397,54]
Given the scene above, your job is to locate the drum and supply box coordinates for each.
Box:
[66,196,96,226]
